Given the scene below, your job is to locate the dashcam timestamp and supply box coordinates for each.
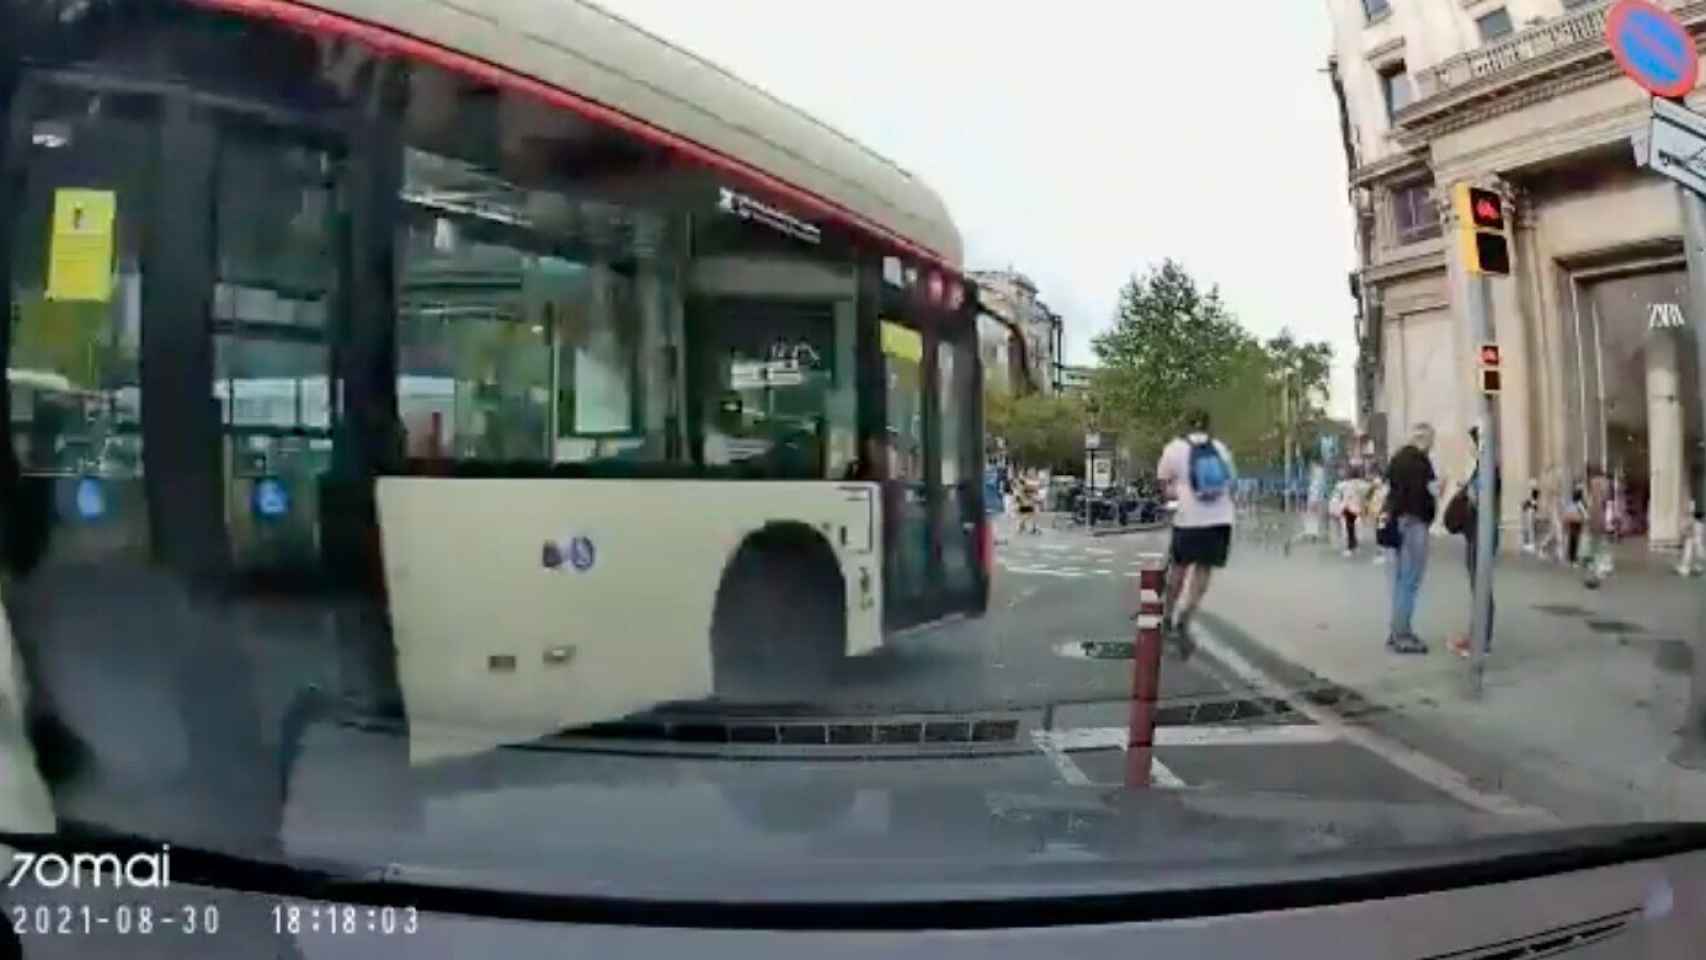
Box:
[11,903,220,936]
[272,902,420,936]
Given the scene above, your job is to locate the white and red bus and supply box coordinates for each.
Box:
[1,0,988,764]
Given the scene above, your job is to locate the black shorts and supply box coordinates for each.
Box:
[1170,524,1232,568]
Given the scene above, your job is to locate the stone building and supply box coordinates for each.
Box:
[972,269,1066,395]
[1327,0,1706,548]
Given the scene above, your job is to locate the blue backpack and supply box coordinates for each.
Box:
[1187,437,1230,502]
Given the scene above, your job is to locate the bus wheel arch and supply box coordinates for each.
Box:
[710,522,846,701]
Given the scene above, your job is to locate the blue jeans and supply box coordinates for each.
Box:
[1389,516,1430,639]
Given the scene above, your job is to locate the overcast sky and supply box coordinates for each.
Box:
[599,1,1358,417]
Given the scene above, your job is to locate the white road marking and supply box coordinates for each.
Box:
[1085,547,1116,556]
[998,565,1087,579]
[1032,731,1091,786]
[1191,625,1558,823]
[1150,759,1186,788]
[1042,724,1339,750]
[1031,731,1185,789]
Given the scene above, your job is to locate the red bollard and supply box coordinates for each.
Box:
[1127,554,1168,787]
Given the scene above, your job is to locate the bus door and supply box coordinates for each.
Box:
[875,275,987,630]
[0,78,272,837]
[931,292,987,614]
[875,290,935,629]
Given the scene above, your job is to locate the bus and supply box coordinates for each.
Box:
[1,0,989,765]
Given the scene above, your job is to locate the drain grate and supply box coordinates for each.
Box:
[559,715,1024,748]
[1586,618,1645,635]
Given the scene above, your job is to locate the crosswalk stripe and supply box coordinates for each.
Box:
[999,565,1086,578]
[1040,725,1339,750]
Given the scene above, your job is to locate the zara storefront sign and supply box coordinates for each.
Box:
[717,187,821,245]
[1650,302,1688,329]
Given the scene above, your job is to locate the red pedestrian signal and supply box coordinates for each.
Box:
[1479,343,1502,367]
[1455,184,1512,276]
[1470,191,1504,229]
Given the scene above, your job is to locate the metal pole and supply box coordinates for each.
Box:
[1282,374,1293,518]
[1127,554,1168,787]
[1468,273,1498,699]
[1671,183,1706,768]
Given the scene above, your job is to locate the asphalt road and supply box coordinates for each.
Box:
[787,519,1480,805]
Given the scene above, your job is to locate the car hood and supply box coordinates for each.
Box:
[271,730,1552,903]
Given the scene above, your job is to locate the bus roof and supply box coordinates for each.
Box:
[218,0,965,270]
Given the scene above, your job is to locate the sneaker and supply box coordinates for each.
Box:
[1373,553,1387,566]
[1170,611,1197,661]
[1342,549,1354,558]
[1447,633,1472,658]
[1386,633,1428,655]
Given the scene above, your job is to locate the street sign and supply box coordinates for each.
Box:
[1085,431,1102,451]
[1090,456,1113,491]
[1607,0,1699,99]
[1647,98,1706,197]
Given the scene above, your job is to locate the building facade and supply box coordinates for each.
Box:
[1328,0,1706,549]
[972,269,1066,395]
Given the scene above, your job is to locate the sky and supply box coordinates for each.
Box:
[598,1,1359,418]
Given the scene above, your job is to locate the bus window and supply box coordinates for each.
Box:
[882,319,926,483]
[393,62,689,475]
[212,123,340,574]
[687,207,860,480]
[5,86,154,561]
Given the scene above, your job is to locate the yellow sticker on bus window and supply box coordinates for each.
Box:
[46,189,117,303]
[880,320,922,363]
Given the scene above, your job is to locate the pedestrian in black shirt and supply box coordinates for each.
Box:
[1383,423,1438,654]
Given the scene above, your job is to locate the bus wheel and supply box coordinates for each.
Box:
[711,524,845,703]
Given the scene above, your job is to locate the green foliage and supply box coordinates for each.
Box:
[985,389,1089,474]
[1091,260,1253,453]
[1086,260,1336,472]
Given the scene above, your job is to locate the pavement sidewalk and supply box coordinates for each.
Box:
[1199,533,1706,824]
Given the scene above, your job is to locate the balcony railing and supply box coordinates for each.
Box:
[1412,2,1609,103]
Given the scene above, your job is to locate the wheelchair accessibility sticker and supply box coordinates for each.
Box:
[542,535,597,573]
[252,477,290,520]
[74,476,107,521]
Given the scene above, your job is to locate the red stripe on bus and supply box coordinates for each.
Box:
[187,0,959,275]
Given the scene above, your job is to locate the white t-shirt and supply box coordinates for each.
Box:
[1158,433,1236,529]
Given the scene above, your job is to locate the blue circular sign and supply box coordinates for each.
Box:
[253,477,291,520]
[74,476,107,521]
[1608,0,1699,99]
[568,535,596,572]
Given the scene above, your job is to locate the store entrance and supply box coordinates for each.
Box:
[1578,268,1704,547]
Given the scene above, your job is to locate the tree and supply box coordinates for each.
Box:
[986,388,1089,475]
[1091,260,1256,456]
[1088,262,1337,476]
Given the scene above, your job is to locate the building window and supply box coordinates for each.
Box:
[1391,182,1440,245]
[1476,8,1514,42]
[1379,63,1413,122]
[1362,0,1391,22]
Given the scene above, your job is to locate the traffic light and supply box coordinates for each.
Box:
[1454,185,1511,276]
[1478,342,1502,395]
